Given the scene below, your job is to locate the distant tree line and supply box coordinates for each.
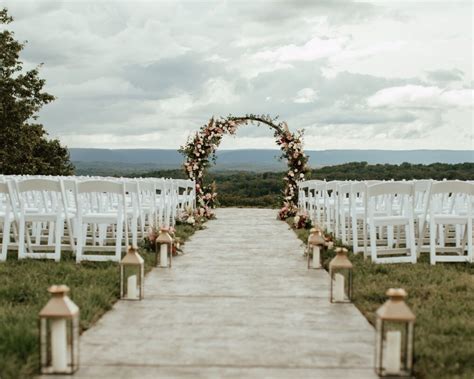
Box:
[132,162,473,208]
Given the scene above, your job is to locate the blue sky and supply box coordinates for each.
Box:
[3,0,473,150]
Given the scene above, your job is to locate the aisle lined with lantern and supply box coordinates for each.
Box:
[40,208,386,378]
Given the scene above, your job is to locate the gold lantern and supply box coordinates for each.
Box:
[307,227,326,269]
[120,246,145,300]
[155,228,173,268]
[39,285,79,375]
[329,247,353,303]
[375,288,415,377]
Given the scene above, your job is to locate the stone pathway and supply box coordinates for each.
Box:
[66,208,377,378]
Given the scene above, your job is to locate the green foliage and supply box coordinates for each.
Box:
[288,221,474,379]
[0,223,200,379]
[0,8,74,175]
[131,162,473,208]
[311,161,474,181]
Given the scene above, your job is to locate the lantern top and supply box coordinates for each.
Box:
[329,247,353,269]
[39,285,79,318]
[121,246,144,265]
[376,288,416,321]
[308,230,326,246]
[156,229,173,244]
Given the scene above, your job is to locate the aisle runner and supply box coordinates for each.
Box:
[58,208,377,378]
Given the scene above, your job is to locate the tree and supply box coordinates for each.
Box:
[0,8,74,175]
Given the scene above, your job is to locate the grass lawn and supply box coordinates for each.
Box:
[289,221,474,379]
[0,222,201,379]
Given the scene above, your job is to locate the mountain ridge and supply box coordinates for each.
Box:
[70,148,473,173]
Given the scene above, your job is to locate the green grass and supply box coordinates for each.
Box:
[288,220,474,379]
[0,223,202,379]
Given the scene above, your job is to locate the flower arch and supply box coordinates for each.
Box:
[179,114,309,220]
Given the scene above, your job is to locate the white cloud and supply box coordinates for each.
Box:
[294,88,318,104]
[254,36,346,63]
[200,78,239,105]
[368,85,474,108]
[3,0,472,151]
[49,77,143,99]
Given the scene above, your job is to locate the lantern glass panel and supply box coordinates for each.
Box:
[330,267,353,303]
[310,245,323,269]
[155,241,172,267]
[376,319,414,377]
[121,264,144,300]
[40,315,79,374]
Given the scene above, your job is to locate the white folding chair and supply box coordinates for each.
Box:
[74,180,127,263]
[423,181,473,264]
[367,182,417,264]
[138,180,157,234]
[324,181,341,234]
[350,182,368,255]
[336,182,353,244]
[298,181,310,212]
[12,178,71,261]
[124,180,140,247]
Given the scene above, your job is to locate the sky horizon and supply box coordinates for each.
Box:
[69,147,473,152]
[3,0,473,151]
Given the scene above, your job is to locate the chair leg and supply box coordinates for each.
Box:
[352,216,358,253]
[430,219,436,265]
[387,225,394,248]
[18,218,26,260]
[1,219,11,261]
[76,221,84,263]
[116,220,124,262]
[370,222,378,263]
[132,217,138,247]
[438,224,445,248]
[363,219,368,258]
[54,217,62,262]
[48,222,55,245]
[408,220,417,264]
[467,218,473,263]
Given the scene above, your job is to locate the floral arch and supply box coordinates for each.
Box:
[179,114,309,220]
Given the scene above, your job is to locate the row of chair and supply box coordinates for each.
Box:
[298,179,473,265]
[0,175,195,263]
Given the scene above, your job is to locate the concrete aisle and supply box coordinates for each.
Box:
[66,208,377,378]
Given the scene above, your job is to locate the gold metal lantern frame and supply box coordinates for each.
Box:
[39,285,80,375]
[375,288,416,377]
[329,247,353,303]
[120,246,145,301]
[307,227,326,269]
[155,228,173,268]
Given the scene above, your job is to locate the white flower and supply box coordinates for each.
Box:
[187,216,195,225]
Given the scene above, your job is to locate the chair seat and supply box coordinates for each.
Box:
[432,214,469,224]
[370,215,410,226]
[24,212,62,221]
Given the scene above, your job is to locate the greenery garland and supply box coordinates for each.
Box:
[179,114,309,219]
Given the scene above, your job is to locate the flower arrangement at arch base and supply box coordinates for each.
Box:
[179,114,309,220]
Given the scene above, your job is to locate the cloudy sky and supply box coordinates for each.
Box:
[3,0,473,150]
